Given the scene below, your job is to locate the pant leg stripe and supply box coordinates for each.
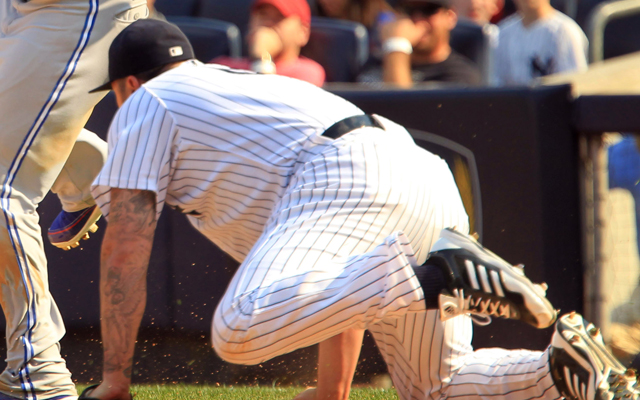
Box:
[0,1,99,397]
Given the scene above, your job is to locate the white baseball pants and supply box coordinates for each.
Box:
[212,119,561,400]
[51,129,108,213]
[0,0,145,398]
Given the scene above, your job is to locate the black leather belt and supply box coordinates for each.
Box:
[322,114,385,140]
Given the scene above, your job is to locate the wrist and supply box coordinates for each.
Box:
[382,37,413,55]
[250,53,276,74]
[101,372,132,392]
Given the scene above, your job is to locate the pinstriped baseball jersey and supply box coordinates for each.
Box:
[492,11,588,86]
[93,61,561,400]
[92,61,361,261]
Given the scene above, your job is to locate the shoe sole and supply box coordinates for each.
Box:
[50,207,102,251]
[552,313,634,400]
[432,228,557,328]
[554,312,626,375]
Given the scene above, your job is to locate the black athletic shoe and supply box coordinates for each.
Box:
[425,228,557,328]
[550,312,639,400]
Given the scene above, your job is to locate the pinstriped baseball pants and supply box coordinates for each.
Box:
[0,0,146,398]
[212,119,561,400]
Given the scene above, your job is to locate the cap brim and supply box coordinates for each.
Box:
[89,80,113,94]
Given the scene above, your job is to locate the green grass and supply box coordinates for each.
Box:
[79,385,400,399]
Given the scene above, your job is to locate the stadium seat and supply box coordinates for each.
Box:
[409,129,483,238]
[576,0,608,28]
[585,0,640,62]
[154,0,200,17]
[450,19,492,84]
[301,17,369,83]
[168,16,242,62]
[197,0,253,39]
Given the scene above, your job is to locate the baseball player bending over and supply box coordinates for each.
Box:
[81,19,639,400]
[0,0,148,399]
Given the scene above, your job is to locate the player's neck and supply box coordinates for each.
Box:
[519,3,555,27]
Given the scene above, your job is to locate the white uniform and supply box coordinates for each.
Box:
[492,11,588,86]
[92,61,561,400]
[0,0,146,398]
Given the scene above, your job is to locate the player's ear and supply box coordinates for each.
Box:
[125,75,143,91]
[446,8,458,29]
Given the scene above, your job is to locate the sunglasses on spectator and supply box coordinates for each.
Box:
[400,2,445,17]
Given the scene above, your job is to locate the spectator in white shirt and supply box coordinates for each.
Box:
[492,0,588,86]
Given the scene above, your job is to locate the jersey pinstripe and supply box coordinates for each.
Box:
[492,11,588,86]
[93,61,561,400]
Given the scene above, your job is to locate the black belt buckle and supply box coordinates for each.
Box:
[322,114,384,140]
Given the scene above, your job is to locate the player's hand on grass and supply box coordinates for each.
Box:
[293,387,317,400]
[82,382,131,400]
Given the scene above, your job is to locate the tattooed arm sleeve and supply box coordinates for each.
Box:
[99,188,157,390]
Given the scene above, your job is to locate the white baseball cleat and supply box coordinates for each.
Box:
[426,228,557,328]
[550,312,639,400]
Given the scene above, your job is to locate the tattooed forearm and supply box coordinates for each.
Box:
[100,189,157,381]
[108,190,157,234]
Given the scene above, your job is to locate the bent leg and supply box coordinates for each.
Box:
[446,347,560,400]
[51,129,108,212]
[0,0,146,397]
[212,128,470,366]
[212,231,427,364]
[0,197,74,399]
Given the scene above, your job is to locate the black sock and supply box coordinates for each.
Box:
[413,263,446,309]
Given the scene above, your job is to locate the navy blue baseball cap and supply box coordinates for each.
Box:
[90,19,195,93]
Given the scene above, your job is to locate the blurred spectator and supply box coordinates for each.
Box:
[316,0,397,61]
[212,0,325,86]
[492,0,587,86]
[317,0,396,28]
[358,0,482,87]
[450,0,502,25]
[147,0,166,21]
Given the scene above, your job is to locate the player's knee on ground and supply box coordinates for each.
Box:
[210,331,270,366]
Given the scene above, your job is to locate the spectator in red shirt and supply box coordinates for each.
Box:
[211,0,326,86]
